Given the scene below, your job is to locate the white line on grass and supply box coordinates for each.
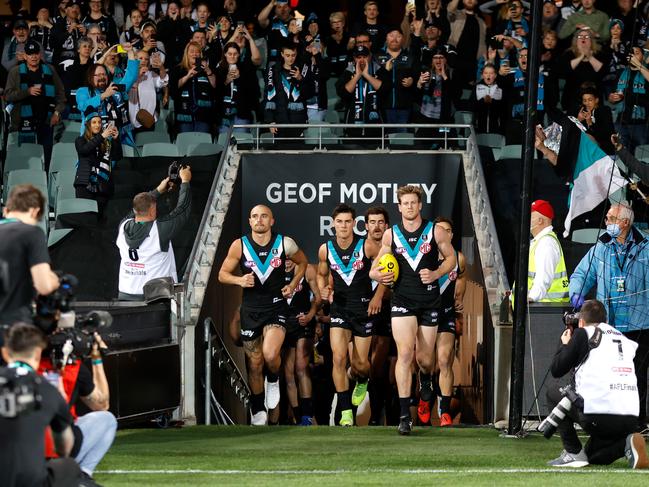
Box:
[97,468,648,475]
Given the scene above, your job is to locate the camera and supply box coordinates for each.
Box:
[0,367,41,418]
[113,83,126,92]
[563,311,580,331]
[194,57,204,74]
[167,160,187,187]
[538,384,583,439]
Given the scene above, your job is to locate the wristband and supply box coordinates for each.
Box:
[92,359,103,366]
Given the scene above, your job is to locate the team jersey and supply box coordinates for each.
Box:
[286,270,311,316]
[327,236,372,315]
[391,220,440,305]
[439,250,460,313]
[239,233,287,309]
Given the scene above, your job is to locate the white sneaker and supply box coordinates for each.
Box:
[265,377,280,409]
[251,410,267,426]
[547,449,589,468]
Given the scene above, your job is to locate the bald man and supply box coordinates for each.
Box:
[219,204,308,425]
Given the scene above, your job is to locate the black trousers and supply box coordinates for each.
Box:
[547,385,638,464]
[46,457,81,487]
[624,330,649,425]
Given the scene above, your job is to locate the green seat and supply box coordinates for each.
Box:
[454,111,473,124]
[51,143,78,165]
[476,133,505,148]
[53,170,77,206]
[142,142,179,157]
[635,145,649,160]
[6,143,44,161]
[186,143,221,156]
[571,228,601,244]
[55,198,98,218]
[176,132,213,155]
[7,169,47,191]
[63,121,82,133]
[48,228,73,247]
[260,132,275,147]
[123,145,138,157]
[135,131,170,146]
[304,127,340,146]
[58,132,79,143]
[388,132,415,147]
[3,156,42,187]
[497,144,523,161]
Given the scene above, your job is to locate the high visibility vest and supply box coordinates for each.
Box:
[528,231,569,302]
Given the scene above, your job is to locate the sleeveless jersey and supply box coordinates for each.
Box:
[239,233,286,309]
[117,220,177,295]
[438,250,460,315]
[391,220,440,304]
[327,236,372,315]
[286,270,311,315]
[575,323,639,416]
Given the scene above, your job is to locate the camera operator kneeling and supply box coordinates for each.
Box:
[544,299,649,468]
[0,323,81,487]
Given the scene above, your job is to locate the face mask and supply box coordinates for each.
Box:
[607,223,621,238]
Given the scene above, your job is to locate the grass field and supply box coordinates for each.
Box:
[94,425,649,486]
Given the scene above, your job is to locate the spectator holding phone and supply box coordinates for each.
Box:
[576,85,615,154]
[50,0,86,66]
[129,50,169,132]
[82,0,119,45]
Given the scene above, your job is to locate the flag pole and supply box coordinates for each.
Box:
[508,0,544,436]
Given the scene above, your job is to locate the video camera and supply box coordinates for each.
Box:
[0,366,41,418]
[537,384,584,439]
[33,274,112,370]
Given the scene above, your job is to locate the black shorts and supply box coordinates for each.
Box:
[330,306,374,338]
[285,316,315,347]
[240,303,289,341]
[437,304,457,335]
[390,295,439,327]
[373,304,392,337]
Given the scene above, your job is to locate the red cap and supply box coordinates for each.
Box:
[531,200,554,219]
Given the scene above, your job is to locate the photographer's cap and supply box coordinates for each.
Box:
[531,199,554,219]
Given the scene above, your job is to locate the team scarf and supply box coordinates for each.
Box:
[617,67,646,121]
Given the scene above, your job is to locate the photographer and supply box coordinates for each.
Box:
[545,300,648,468]
[116,167,192,300]
[0,186,59,327]
[1,323,80,487]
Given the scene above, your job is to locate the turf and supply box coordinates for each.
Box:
[95,425,648,486]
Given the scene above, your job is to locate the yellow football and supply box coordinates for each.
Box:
[378,253,399,284]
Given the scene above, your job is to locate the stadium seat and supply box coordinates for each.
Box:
[58,131,80,143]
[476,133,505,148]
[142,142,179,157]
[454,111,473,124]
[52,170,77,208]
[571,228,601,244]
[185,143,221,156]
[63,121,82,133]
[51,143,78,167]
[260,132,275,147]
[635,145,649,160]
[55,197,98,219]
[176,132,213,155]
[123,145,138,157]
[6,142,44,161]
[304,127,340,146]
[154,118,168,133]
[497,144,523,161]
[7,168,47,192]
[2,156,42,185]
[48,228,73,247]
[135,131,170,146]
[388,132,415,147]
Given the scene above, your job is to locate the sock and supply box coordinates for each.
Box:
[440,396,451,415]
[292,406,301,421]
[419,371,433,401]
[266,372,279,383]
[250,393,265,414]
[338,390,352,411]
[399,397,411,418]
[300,397,313,417]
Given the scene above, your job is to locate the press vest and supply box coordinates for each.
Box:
[116,220,177,295]
[327,236,372,316]
[239,233,286,309]
[528,231,569,302]
[575,323,638,416]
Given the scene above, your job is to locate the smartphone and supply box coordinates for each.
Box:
[229,64,237,72]
[116,44,126,54]
[114,83,126,91]
[237,20,245,28]
[313,38,321,51]
[407,0,415,6]
[295,19,303,30]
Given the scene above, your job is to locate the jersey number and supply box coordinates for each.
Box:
[129,248,139,261]
[613,339,624,361]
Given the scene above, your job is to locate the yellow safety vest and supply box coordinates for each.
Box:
[528,231,569,302]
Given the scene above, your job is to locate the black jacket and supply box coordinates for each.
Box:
[74,134,122,193]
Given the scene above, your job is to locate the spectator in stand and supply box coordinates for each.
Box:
[86,24,109,62]
[139,21,166,64]
[102,0,126,32]
[423,0,450,41]
[609,46,649,153]
[95,45,125,81]
[302,38,329,122]
[121,9,143,46]
[540,29,561,109]
[559,0,610,42]
[52,0,68,25]
[171,41,217,134]
[207,14,234,63]
[377,26,415,132]
[499,47,545,144]
[351,1,387,54]
[303,13,321,45]
[128,50,168,133]
[561,0,582,21]
[215,42,259,133]
[1,19,30,74]
[609,0,640,44]
[125,0,155,29]
[410,17,445,69]
[74,108,121,215]
[414,46,455,147]
[472,63,504,134]
[4,39,66,170]
[286,18,305,54]
[83,0,119,45]
[557,28,606,115]
[189,1,214,35]
[325,11,352,78]
[223,0,244,25]
[230,24,263,67]
[51,0,86,66]
[447,0,487,92]
[59,36,93,122]
[77,43,140,147]
[29,9,55,64]
[541,0,563,33]
[337,43,389,140]
[576,84,615,154]
[157,2,191,68]
[602,19,630,100]
[494,0,529,47]
[264,43,307,141]
[258,0,294,65]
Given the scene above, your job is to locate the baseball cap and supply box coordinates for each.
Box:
[353,45,370,57]
[531,200,554,219]
[24,39,42,55]
[13,19,29,30]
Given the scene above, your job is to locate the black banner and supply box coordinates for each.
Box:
[241,153,462,259]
